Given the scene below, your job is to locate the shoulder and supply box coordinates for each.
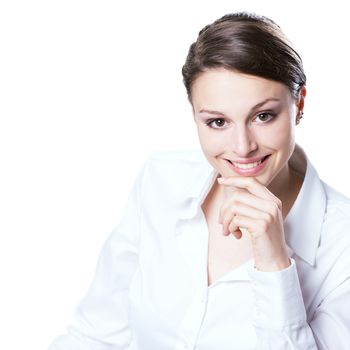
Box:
[316,182,350,292]
[142,149,209,181]
[322,181,350,219]
[139,149,211,201]
[321,181,350,254]
[145,149,207,171]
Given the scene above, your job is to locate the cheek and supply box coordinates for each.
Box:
[259,119,294,148]
[197,128,226,155]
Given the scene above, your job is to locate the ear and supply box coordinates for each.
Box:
[296,86,307,124]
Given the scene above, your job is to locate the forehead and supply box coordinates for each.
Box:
[191,68,292,112]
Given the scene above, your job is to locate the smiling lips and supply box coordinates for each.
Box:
[226,155,270,176]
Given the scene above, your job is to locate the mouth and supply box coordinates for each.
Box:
[225,155,271,175]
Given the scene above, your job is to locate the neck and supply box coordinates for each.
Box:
[268,164,302,219]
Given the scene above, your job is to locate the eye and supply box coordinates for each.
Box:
[254,112,276,123]
[206,118,228,129]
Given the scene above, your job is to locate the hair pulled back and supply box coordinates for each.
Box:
[182,12,306,101]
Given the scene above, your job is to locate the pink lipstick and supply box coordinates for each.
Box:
[226,155,270,176]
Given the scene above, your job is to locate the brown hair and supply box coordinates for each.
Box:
[182,12,306,102]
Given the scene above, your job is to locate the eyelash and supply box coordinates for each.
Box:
[205,118,228,129]
[254,112,277,124]
[205,112,277,129]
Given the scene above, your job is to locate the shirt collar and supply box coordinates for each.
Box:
[178,155,217,220]
[284,144,327,266]
[177,145,327,266]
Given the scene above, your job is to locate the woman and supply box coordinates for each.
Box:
[49,12,350,349]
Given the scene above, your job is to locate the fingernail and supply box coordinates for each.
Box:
[218,177,226,183]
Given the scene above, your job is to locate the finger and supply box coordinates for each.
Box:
[231,214,264,237]
[218,176,282,209]
[224,202,270,239]
[218,176,271,199]
[220,194,265,234]
[232,228,243,239]
[219,190,278,221]
[219,189,247,223]
[225,221,242,239]
[221,199,269,237]
[228,218,243,239]
[222,210,236,236]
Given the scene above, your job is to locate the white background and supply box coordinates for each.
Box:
[1,0,350,349]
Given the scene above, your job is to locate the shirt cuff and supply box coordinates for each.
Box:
[247,258,307,330]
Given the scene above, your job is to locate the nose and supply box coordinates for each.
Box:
[229,124,258,157]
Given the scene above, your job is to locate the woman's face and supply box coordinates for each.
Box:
[191,68,304,188]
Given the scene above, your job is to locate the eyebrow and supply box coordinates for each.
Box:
[198,98,281,116]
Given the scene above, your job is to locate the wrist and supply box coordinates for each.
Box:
[254,256,291,272]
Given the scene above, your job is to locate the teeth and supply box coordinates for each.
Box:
[232,158,263,169]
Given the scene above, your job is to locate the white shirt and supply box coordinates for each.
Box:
[48,144,350,350]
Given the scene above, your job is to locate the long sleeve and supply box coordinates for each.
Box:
[248,258,350,349]
[48,164,145,350]
[310,249,350,349]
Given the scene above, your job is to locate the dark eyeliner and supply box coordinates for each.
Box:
[255,111,277,123]
[205,118,226,128]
